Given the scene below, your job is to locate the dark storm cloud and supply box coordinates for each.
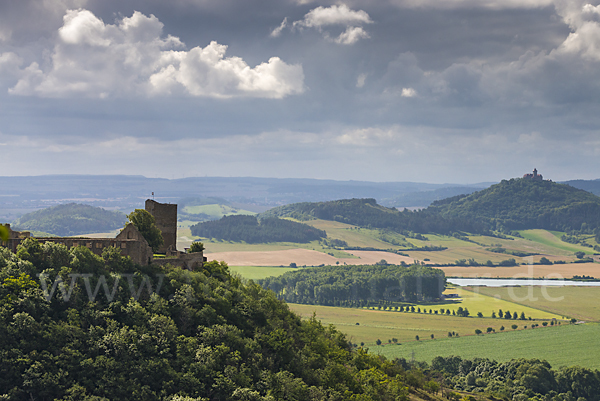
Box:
[1,0,600,181]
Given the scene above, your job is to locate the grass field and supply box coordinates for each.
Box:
[476,286,600,322]
[374,323,600,370]
[229,265,299,280]
[518,229,594,255]
[305,220,413,249]
[288,294,563,346]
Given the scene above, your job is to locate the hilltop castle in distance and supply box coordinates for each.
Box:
[523,168,544,181]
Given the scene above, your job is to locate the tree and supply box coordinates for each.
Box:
[575,251,586,259]
[126,209,164,252]
[511,324,518,330]
[475,329,482,335]
[189,241,205,253]
[520,312,526,320]
[498,309,504,318]
[477,312,483,318]
[376,339,382,345]
[431,334,434,339]
[0,224,9,242]
[491,311,496,318]
[539,256,552,265]
[500,325,504,331]
[486,327,493,333]
[415,335,419,341]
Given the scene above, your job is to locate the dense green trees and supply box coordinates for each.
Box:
[431,178,600,232]
[1,239,419,400]
[190,215,326,243]
[126,209,164,252]
[258,264,446,305]
[2,238,599,400]
[12,203,127,236]
[432,356,600,400]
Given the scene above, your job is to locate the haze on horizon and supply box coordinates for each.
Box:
[1,0,599,184]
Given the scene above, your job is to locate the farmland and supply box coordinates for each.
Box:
[375,323,600,370]
[287,287,564,345]
[476,285,600,322]
[187,217,599,271]
[229,265,299,280]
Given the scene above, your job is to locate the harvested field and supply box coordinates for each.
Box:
[206,249,413,266]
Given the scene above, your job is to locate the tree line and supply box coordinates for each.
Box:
[258,264,446,306]
[190,215,327,243]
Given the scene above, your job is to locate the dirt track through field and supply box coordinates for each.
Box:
[205,249,415,266]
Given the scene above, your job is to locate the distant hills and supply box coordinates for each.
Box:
[257,177,600,236]
[12,203,127,236]
[431,178,600,232]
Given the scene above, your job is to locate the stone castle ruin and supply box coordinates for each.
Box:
[145,199,177,254]
[2,200,205,270]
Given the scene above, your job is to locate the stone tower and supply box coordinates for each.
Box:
[145,199,177,253]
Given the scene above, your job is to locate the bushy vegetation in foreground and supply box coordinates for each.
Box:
[2,239,600,400]
[0,240,413,400]
[190,215,326,243]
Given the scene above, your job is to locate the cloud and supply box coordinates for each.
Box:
[401,87,417,97]
[356,73,367,88]
[334,26,370,45]
[294,4,372,28]
[388,0,554,10]
[270,17,288,37]
[287,4,372,44]
[9,9,304,99]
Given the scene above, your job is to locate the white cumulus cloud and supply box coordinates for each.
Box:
[288,4,372,45]
[10,9,304,99]
[294,4,372,28]
[335,26,370,45]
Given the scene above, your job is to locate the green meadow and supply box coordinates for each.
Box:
[374,323,600,370]
[476,286,600,322]
[229,265,300,280]
[518,229,594,255]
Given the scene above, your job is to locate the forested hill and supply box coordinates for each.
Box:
[12,203,126,236]
[260,198,488,234]
[190,215,327,243]
[261,178,600,234]
[430,178,600,232]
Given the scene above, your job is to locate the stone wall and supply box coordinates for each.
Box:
[1,223,153,266]
[152,252,206,271]
[145,199,177,254]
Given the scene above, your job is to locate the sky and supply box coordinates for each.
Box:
[0,0,599,184]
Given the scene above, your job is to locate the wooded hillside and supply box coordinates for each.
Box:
[431,178,600,232]
[190,215,326,243]
[12,203,126,236]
